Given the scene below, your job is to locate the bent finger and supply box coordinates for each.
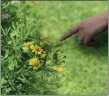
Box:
[84,36,92,45]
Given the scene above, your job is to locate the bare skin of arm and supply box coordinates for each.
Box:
[59,11,108,46]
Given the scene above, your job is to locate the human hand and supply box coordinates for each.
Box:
[59,11,108,46]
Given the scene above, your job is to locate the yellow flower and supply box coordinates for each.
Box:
[23,42,31,51]
[30,45,35,52]
[8,40,12,45]
[30,44,44,55]
[29,58,40,69]
[35,45,44,55]
[24,42,31,46]
[52,66,66,72]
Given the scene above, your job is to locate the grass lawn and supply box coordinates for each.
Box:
[2,1,108,95]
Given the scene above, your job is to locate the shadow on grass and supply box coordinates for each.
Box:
[72,30,108,57]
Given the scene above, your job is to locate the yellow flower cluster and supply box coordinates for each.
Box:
[23,42,46,58]
[23,42,47,70]
[52,66,66,72]
[29,57,40,69]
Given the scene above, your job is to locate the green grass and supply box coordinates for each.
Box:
[2,1,108,95]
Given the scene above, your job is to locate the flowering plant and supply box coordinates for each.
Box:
[2,20,66,95]
[22,40,66,72]
[2,24,66,95]
[1,1,67,95]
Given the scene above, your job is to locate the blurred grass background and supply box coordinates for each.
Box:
[2,1,108,95]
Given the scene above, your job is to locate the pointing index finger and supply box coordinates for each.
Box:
[59,25,79,41]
